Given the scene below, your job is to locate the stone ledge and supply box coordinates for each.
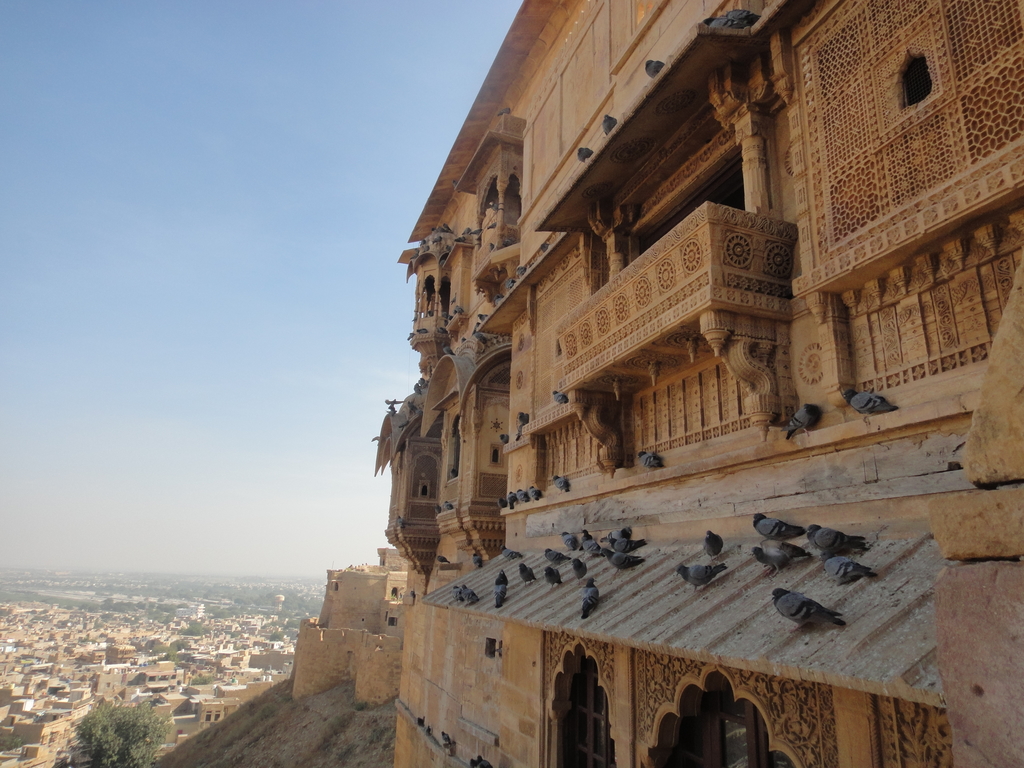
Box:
[927,486,1024,560]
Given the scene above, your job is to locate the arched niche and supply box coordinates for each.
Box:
[548,640,618,768]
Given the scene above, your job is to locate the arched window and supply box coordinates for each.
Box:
[563,656,615,768]
[903,56,932,106]
[439,277,451,316]
[505,175,522,223]
[449,416,461,479]
[666,680,795,768]
[422,275,436,313]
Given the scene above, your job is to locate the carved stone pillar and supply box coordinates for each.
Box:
[734,107,774,215]
[806,292,856,407]
[588,200,640,277]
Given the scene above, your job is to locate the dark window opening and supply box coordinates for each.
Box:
[450,416,461,479]
[505,175,522,223]
[640,155,744,253]
[391,587,399,598]
[903,56,932,106]
[666,680,795,768]
[439,277,451,316]
[563,656,615,768]
[388,617,398,627]
[421,484,429,496]
[485,638,501,658]
[422,275,435,312]
[484,180,500,215]
[333,583,339,591]
[491,447,500,464]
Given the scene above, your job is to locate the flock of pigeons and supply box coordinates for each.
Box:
[448,513,879,629]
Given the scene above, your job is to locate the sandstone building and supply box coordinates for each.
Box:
[375,0,1024,765]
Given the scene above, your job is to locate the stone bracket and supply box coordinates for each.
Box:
[570,390,625,475]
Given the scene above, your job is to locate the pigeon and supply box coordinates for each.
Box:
[612,537,647,553]
[577,147,594,162]
[545,548,571,565]
[434,505,443,515]
[426,726,432,736]
[571,558,588,581]
[499,434,510,444]
[703,531,724,559]
[842,389,898,414]
[581,530,603,556]
[676,562,728,589]
[553,475,571,492]
[461,586,480,604]
[553,390,570,404]
[517,412,530,425]
[493,293,504,302]
[601,114,617,135]
[473,553,484,568]
[561,532,580,551]
[497,107,511,116]
[470,758,493,768]
[506,492,518,509]
[437,556,451,564]
[806,525,869,554]
[540,242,549,252]
[502,547,523,559]
[752,546,792,576]
[516,489,530,504]
[638,451,664,468]
[603,526,632,543]
[528,486,543,501]
[496,569,508,586]
[452,584,464,602]
[494,582,507,608]
[474,331,490,343]
[453,306,465,314]
[442,345,454,355]
[822,553,878,584]
[443,501,455,510]
[516,265,528,276]
[504,278,517,290]
[777,541,812,559]
[581,578,600,618]
[784,404,822,439]
[416,328,429,334]
[772,588,845,627]
[442,732,453,747]
[397,516,406,529]
[486,221,497,230]
[602,548,645,570]
[704,9,760,27]
[478,313,488,322]
[645,59,665,77]
[497,496,508,510]
[417,717,424,726]
[752,513,806,540]
[544,566,563,585]
[518,562,536,583]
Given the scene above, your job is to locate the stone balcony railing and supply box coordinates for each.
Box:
[556,202,798,392]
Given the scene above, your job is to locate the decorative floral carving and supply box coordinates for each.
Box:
[798,343,824,385]
[725,233,754,269]
[876,695,954,768]
[613,293,631,323]
[657,258,677,291]
[610,136,656,164]
[515,370,524,390]
[580,322,594,348]
[595,308,611,336]
[564,332,578,358]
[682,239,704,273]
[635,277,653,307]
[655,89,697,115]
[633,649,706,743]
[763,243,793,278]
[582,181,614,200]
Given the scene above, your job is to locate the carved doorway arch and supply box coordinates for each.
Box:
[547,638,617,768]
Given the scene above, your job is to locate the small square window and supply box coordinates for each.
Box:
[484,638,502,658]
[388,617,398,627]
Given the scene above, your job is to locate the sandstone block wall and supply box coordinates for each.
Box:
[292,619,402,701]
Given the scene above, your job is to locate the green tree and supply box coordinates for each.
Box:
[267,630,285,642]
[0,733,23,751]
[189,673,215,685]
[75,703,169,768]
[181,622,206,636]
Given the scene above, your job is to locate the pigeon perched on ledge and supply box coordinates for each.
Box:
[772,588,844,627]
[553,390,570,404]
[753,513,806,540]
[493,582,507,608]
[676,562,727,589]
[502,547,523,559]
[806,525,869,554]
[580,530,603,556]
[602,548,645,570]
[581,578,600,618]
[843,389,898,414]
[561,532,580,551]
[752,546,792,576]
[784,404,822,439]
[571,558,588,581]
[518,562,536,583]
[703,9,760,27]
[577,147,594,162]
[553,475,571,492]
[543,566,562,585]
[645,60,665,77]
[545,548,571,565]
[704,530,724,559]
[638,451,663,468]
[473,553,484,568]
[822,553,878,584]
[601,114,617,135]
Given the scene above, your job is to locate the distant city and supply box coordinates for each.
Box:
[0,567,327,767]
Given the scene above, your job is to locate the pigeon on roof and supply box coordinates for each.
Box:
[772,589,845,627]
[753,513,806,540]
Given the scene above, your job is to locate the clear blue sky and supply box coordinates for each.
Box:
[0,1,522,577]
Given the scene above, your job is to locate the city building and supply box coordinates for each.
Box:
[376,0,1024,766]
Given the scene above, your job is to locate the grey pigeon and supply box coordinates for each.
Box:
[843,389,898,414]
[577,147,594,162]
[486,221,497,230]
[638,451,664,468]
[516,265,527,276]
[499,434,510,444]
[397,515,406,528]
[471,758,493,768]
[502,547,523,559]
[612,537,647,553]
[442,732,453,747]
[581,578,600,618]
[553,475,571,492]
[785,404,822,439]
[752,546,791,576]
[473,553,484,568]
[602,526,633,543]
[645,60,665,77]
[772,588,844,626]
[561,532,580,551]
[601,114,617,135]
[516,489,530,504]
[504,278,517,290]
[753,513,806,540]
[806,525,868,553]
[602,548,645,570]
[497,496,508,510]
[553,390,570,404]
[676,562,727,589]
[477,313,488,322]
[703,530,724,559]
[437,556,450,564]
[518,562,536,583]
[453,306,464,314]
[517,412,530,426]
[495,569,508,586]
[778,541,813,559]
[822,553,878,584]
[543,566,562,585]
[452,584,464,602]
[497,107,511,116]
[580,530,603,556]
[545,548,571,565]
[461,586,480,604]
[704,8,760,27]
[571,558,588,581]
[505,492,517,509]
[443,501,454,510]
[493,582,507,608]
[416,328,429,334]
[528,486,543,501]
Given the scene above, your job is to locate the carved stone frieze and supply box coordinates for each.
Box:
[875,695,954,768]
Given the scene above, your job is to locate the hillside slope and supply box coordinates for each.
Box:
[158,679,395,768]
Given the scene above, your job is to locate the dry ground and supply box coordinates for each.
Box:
[158,679,395,768]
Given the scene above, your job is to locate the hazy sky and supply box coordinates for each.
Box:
[0,1,522,577]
